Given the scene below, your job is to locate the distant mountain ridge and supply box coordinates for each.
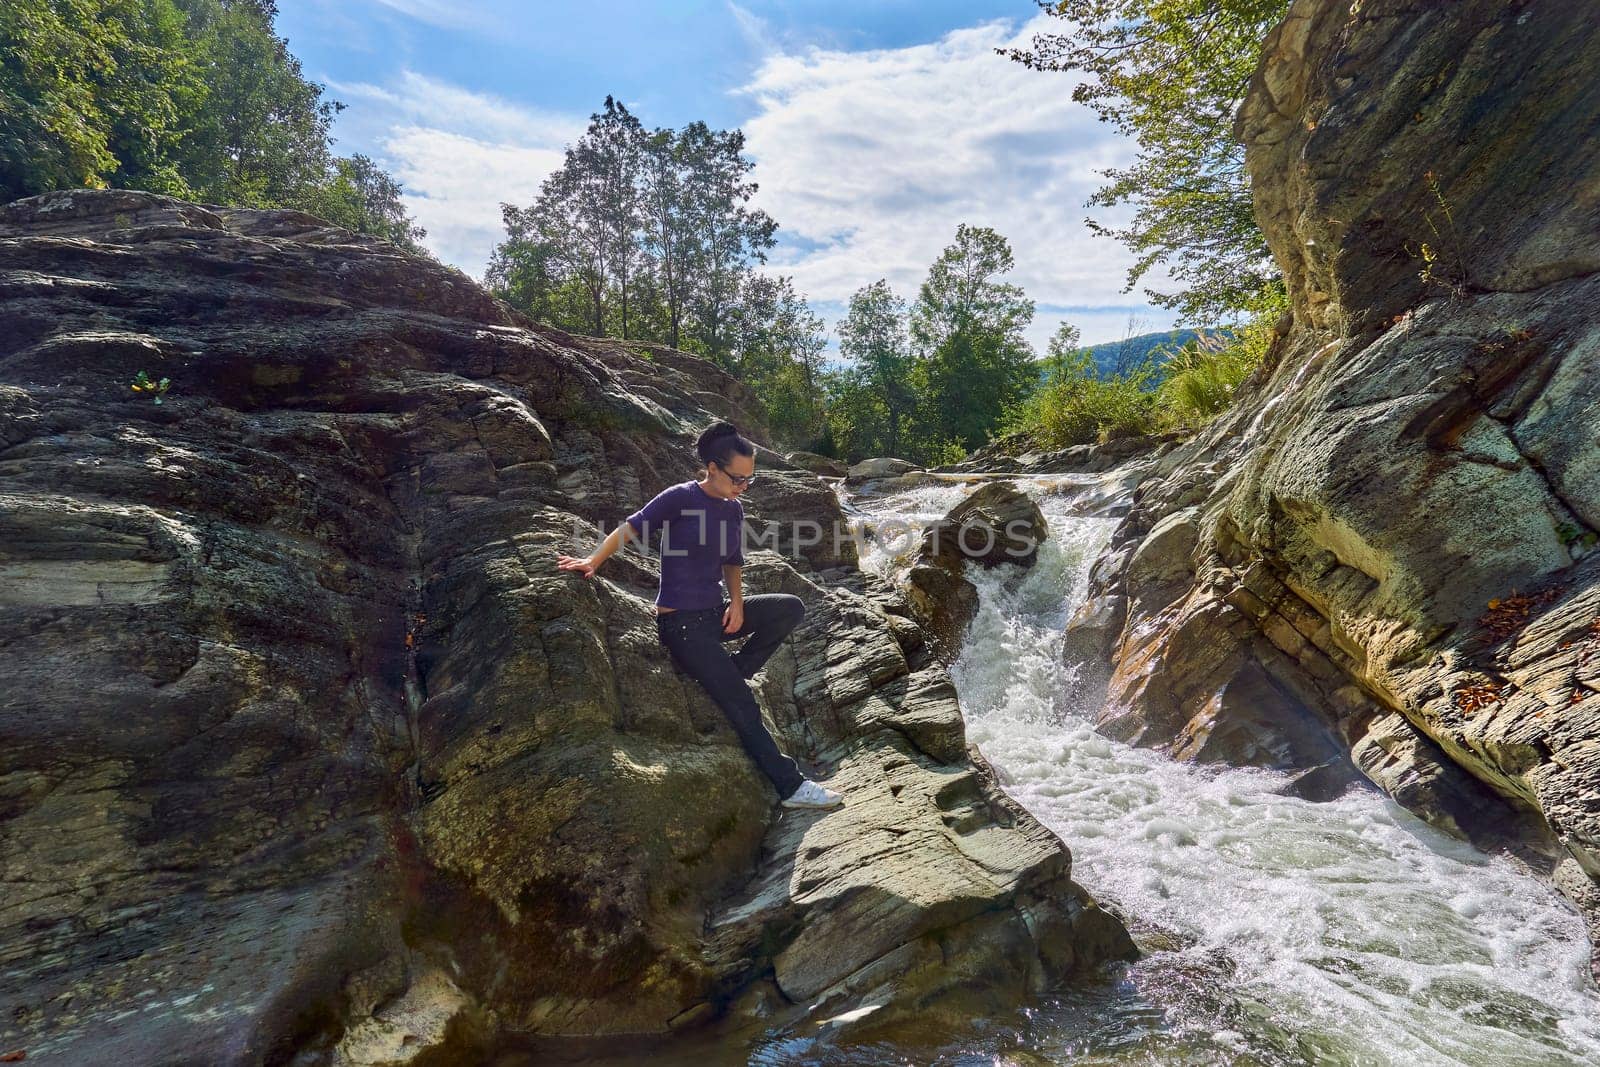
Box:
[1035,328,1234,379]
[1083,329,1208,375]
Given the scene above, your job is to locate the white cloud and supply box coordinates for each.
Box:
[324,18,1182,340]
[726,1,773,52]
[368,0,490,31]
[736,16,1180,346]
[325,72,584,277]
[329,71,579,147]
[384,129,566,270]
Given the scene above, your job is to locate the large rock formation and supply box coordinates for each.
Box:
[0,190,1131,1064]
[1083,0,1600,965]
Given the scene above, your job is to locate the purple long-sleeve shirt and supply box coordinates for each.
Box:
[625,480,745,610]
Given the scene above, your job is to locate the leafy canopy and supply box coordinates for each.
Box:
[1002,0,1289,321]
[1,0,425,249]
[910,224,1037,453]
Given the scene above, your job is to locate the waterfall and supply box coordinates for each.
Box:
[833,475,1600,1066]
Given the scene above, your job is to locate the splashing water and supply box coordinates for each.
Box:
[832,475,1600,1066]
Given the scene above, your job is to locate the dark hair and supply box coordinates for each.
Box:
[696,420,754,469]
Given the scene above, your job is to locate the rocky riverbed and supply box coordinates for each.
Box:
[0,188,1129,1065]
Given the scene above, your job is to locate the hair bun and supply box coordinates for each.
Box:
[695,420,755,466]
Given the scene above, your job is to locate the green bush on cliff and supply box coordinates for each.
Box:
[1155,289,1281,429]
[1006,287,1285,449]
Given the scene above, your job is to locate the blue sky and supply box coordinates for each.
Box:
[277,1,1181,347]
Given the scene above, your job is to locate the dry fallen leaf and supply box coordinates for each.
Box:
[1452,680,1505,716]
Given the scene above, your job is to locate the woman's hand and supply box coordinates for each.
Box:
[722,599,744,634]
[556,554,598,578]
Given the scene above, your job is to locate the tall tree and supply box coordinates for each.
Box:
[1040,321,1082,380]
[640,126,690,348]
[679,122,777,366]
[1002,0,1289,321]
[1,0,199,201]
[530,149,611,334]
[489,105,782,363]
[307,153,427,252]
[585,96,645,338]
[733,274,829,449]
[836,279,915,458]
[484,202,594,332]
[910,224,1036,451]
[174,0,341,209]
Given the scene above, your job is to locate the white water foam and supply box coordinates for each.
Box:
[843,478,1600,1066]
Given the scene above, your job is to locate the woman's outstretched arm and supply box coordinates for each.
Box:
[557,522,638,578]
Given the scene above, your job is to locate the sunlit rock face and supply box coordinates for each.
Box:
[0,189,1130,1064]
[1084,0,1600,968]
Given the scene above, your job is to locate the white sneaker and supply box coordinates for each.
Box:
[782,779,844,810]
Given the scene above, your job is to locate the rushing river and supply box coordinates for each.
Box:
[771,473,1600,1066]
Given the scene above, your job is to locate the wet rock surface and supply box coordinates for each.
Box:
[904,483,1049,661]
[1082,0,1600,966]
[784,450,847,478]
[0,189,1131,1063]
[941,431,1180,476]
[843,457,921,484]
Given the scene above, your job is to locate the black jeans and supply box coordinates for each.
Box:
[657,593,807,799]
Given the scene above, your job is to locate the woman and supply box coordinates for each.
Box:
[556,421,844,810]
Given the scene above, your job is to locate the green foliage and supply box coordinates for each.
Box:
[1,0,198,200]
[305,153,427,252]
[485,208,593,333]
[1006,346,1158,449]
[678,123,778,363]
[832,279,914,457]
[820,227,1041,464]
[488,99,815,444]
[129,368,170,403]
[1156,334,1251,429]
[1557,522,1598,552]
[919,436,969,467]
[1153,285,1280,428]
[1003,0,1289,322]
[908,224,1037,454]
[1,0,424,246]
[1008,286,1284,448]
[487,100,778,356]
[732,274,828,449]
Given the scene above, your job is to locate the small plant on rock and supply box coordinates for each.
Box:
[1411,171,1467,297]
[1557,521,1598,553]
[129,370,171,404]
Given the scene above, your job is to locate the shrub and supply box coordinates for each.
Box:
[1005,349,1158,449]
[1154,332,1255,429]
[1153,287,1285,431]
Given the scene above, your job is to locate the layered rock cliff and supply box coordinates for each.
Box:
[1082,0,1600,965]
[0,190,1132,1064]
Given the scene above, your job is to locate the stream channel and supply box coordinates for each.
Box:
[519,472,1600,1066]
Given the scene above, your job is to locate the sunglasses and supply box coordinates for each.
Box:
[714,463,755,488]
